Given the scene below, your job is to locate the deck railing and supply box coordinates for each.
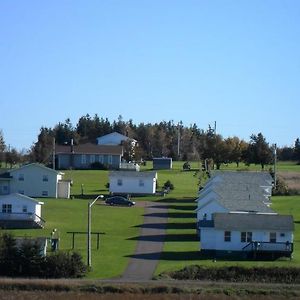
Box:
[242,241,293,253]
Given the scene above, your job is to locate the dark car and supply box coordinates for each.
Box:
[105,196,135,207]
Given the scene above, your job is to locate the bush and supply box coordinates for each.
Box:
[43,251,87,278]
[161,265,300,283]
[90,162,108,170]
[163,180,174,191]
[0,233,87,278]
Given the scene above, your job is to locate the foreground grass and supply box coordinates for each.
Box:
[0,278,299,299]
[5,197,143,279]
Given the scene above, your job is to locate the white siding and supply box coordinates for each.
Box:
[201,228,294,251]
[9,164,59,198]
[197,201,227,221]
[109,174,156,194]
[0,194,43,220]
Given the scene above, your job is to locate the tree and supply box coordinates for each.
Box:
[30,127,54,163]
[294,138,300,163]
[0,130,5,166]
[246,133,273,170]
[225,137,248,167]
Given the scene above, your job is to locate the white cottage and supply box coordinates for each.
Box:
[97,132,137,146]
[109,171,157,195]
[0,193,45,229]
[200,212,294,259]
[0,163,71,198]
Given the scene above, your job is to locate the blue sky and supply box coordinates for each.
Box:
[1,1,299,150]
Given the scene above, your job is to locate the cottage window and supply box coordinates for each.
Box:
[108,155,113,164]
[42,191,48,196]
[22,205,28,213]
[241,232,252,243]
[139,179,144,187]
[224,231,231,242]
[2,204,12,213]
[203,213,207,220]
[99,155,104,163]
[43,175,48,182]
[81,155,87,165]
[117,179,123,186]
[270,232,277,243]
[18,174,24,181]
[90,155,95,163]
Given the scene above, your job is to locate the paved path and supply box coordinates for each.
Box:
[121,201,168,281]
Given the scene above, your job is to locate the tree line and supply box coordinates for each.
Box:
[1,114,300,169]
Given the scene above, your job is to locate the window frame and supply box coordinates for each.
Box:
[224,231,231,242]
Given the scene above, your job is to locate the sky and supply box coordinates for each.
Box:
[1,0,300,150]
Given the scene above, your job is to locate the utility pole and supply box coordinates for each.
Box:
[214,121,217,135]
[274,143,277,189]
[87,195,104,267]
[177,123,180,158]
[52,138,56,170]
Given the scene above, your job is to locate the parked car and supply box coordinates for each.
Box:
[105,196,135,207]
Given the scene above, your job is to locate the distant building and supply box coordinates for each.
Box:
[96,132,137,146]
[153,158,173,170]
[55,143,123,170]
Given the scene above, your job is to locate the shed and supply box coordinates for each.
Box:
[153,158,173,170]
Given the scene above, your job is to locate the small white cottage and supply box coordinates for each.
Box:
[200,212,294,259]
[109,171,157,195]
[0,193,45,229]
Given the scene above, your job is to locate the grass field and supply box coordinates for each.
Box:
[1,160,300,279]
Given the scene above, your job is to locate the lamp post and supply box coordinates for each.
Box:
[87,195,104,267]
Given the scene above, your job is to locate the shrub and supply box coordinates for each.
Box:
[43,251,87,278]
[163,180,174,191]
[91,162,108,170]
[161,265,300,283]
[0,233,87,278]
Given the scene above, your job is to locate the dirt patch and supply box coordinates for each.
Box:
[278,172,300,192]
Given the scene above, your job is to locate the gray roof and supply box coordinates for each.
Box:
[109,171,157,178]
[213,213,294,231]
[209,171,273,186]
[55,143,123,155]
[216,197,274,213]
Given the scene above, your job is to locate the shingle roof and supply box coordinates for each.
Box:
[213,212,294,231]
[55,143,123,155]
[209,171,273,186]
[8,163,62,175]
[109,171,157,178]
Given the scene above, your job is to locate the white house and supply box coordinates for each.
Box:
[109,171,157,195]
[0,193,45,229]
[0,163,71,198]
[200,212,294,259]
[97,132,137,146]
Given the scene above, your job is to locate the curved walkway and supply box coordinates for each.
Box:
[121,201,168,281]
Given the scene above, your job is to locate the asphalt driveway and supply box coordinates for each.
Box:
[121,201,168,281]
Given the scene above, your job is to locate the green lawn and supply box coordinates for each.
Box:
[2,161,300,279]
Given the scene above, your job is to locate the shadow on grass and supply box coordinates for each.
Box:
[134,222,196,230]
[143,212,195,218]
[156,198,196,204]
[71,194,106,200]
[150,204,196,211]
[125,251,202,261]
[127,233,198,242]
